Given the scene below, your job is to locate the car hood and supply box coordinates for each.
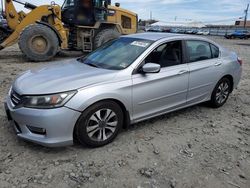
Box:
[13,59,117,95]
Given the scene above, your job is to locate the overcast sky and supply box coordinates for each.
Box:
[9,0,250,24]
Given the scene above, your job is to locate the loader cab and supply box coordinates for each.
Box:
[62,0,110,26]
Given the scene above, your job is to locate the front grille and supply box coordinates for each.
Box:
[10,90,22,106]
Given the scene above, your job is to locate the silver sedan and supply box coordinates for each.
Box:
[4,33,242,147]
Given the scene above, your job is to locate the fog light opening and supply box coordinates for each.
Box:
[14,121,22,133]
[27,126,46,135]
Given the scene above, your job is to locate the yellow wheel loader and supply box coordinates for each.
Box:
[0,0,137,61]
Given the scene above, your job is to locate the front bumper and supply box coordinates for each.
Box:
[4,96,81,147]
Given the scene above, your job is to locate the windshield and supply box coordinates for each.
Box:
[79,37,153,70]
[62,0,74,9]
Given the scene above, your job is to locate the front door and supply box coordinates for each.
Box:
[132,40,189,121]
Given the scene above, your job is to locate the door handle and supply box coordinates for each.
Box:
[178,70,188,75]
[214,62,222,66]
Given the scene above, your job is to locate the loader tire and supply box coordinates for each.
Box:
[19,24,59,62]
[94,28,120,49]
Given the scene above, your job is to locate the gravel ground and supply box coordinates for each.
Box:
[0,36,249,188]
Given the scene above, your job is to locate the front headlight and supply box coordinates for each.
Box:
[23,91,76,109]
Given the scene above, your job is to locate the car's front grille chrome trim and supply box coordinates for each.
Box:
[12,93,21,101]
[11,97,19,104]
[10,90,22,106]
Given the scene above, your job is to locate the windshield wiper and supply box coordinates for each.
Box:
[77,57,101,68]
[85,63,100,68]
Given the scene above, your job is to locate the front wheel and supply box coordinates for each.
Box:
[75,101,124,147]
[19,24,59,62]
[209,77,232,108]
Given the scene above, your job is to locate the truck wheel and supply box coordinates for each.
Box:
[94,28,120,49]
[19,24,59,62]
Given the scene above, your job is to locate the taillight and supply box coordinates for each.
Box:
[237,57,243,66]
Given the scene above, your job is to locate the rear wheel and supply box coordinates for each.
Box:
[75,101,124,147]
[94,28,120,49]
[209,77,232,108]
[19,24,59,62]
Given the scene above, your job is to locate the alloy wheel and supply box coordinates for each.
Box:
[215,81,229,104]
[86,109,118,141]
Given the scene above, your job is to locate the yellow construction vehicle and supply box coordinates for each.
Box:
[0,0,137,61]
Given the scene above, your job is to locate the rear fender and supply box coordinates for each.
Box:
[96,22,123,34]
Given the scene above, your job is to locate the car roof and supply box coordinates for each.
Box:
[122,32,210,42]
[122,32,183,41]
[121,32,221,48]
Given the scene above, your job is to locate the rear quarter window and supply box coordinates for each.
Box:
[210,44,220,58]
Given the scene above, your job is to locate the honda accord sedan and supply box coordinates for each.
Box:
[4,33,242,147]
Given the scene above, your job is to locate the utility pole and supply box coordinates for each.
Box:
[150,11,152,20]
[244,3,249,28]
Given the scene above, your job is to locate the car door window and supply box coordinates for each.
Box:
[145,40,182,68]
[210,44,219,58]
[186,40,212,62]
[155,44,167,52]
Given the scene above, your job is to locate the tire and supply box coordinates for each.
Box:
[75,101,124,147]
[19,24,59,62]
[94,28,120,49]
[209,77,232,108]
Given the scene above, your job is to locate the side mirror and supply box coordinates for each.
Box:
[142,63,161,73]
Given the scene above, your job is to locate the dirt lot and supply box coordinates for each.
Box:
[0,36,249,188]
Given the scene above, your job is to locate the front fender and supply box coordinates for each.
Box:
[36,21,62,44]
[65,80,133,119]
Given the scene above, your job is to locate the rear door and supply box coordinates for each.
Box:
[185,40,222,105]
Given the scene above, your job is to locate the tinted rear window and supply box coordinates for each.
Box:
[210,44,219,58]
[186,40,212,62]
